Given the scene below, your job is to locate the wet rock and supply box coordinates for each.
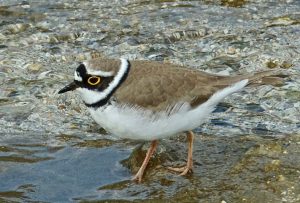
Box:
[36,21,51,32]
[266,60,279,69]
[25,63,43,73]
[6,23,30,34]
[226,47,237,55]
[75,139,114,148]
[265,16,300,27]
[280,61,293,69]
[221,0,247,7]
[165,28,208,43]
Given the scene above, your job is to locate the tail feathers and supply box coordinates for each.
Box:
[246,69,287,87]
[204,79,248,108]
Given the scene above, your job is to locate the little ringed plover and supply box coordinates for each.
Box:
[58,58,283,183]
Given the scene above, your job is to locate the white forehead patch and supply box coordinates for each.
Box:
[87,69,114,77]
[74,71,82,81]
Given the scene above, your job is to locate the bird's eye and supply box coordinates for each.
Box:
[87,76,101,85]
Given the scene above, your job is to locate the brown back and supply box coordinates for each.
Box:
[114,60,285,112]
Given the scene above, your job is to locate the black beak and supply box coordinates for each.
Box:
[58,81,78,94]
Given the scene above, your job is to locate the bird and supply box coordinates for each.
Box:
[58,58,284,183]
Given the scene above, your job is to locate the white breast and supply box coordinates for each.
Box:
[87,79,248,141]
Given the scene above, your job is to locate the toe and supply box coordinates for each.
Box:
[168,165,193,176]
[179,167,192,176]
[167,166,186,173]
[132,172,143,183]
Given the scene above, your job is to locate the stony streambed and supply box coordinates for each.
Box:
[0,0,299,202]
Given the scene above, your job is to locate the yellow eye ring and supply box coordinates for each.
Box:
[87,76,101,85]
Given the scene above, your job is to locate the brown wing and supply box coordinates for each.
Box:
[114,60,230,112]
[114,60,286,112]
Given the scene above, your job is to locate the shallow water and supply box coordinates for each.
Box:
[0,143,130,202]
[0,0,300,202]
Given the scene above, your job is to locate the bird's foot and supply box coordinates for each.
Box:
[167,165,193,176]
[132,170,143,183]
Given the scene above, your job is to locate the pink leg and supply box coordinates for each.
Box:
[168,131,194,175]
[132,140,158,183]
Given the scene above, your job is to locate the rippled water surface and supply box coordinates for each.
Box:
[0,0,300,202]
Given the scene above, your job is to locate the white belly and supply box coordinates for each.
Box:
[89,103,204,140]
[87,79,248,140]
